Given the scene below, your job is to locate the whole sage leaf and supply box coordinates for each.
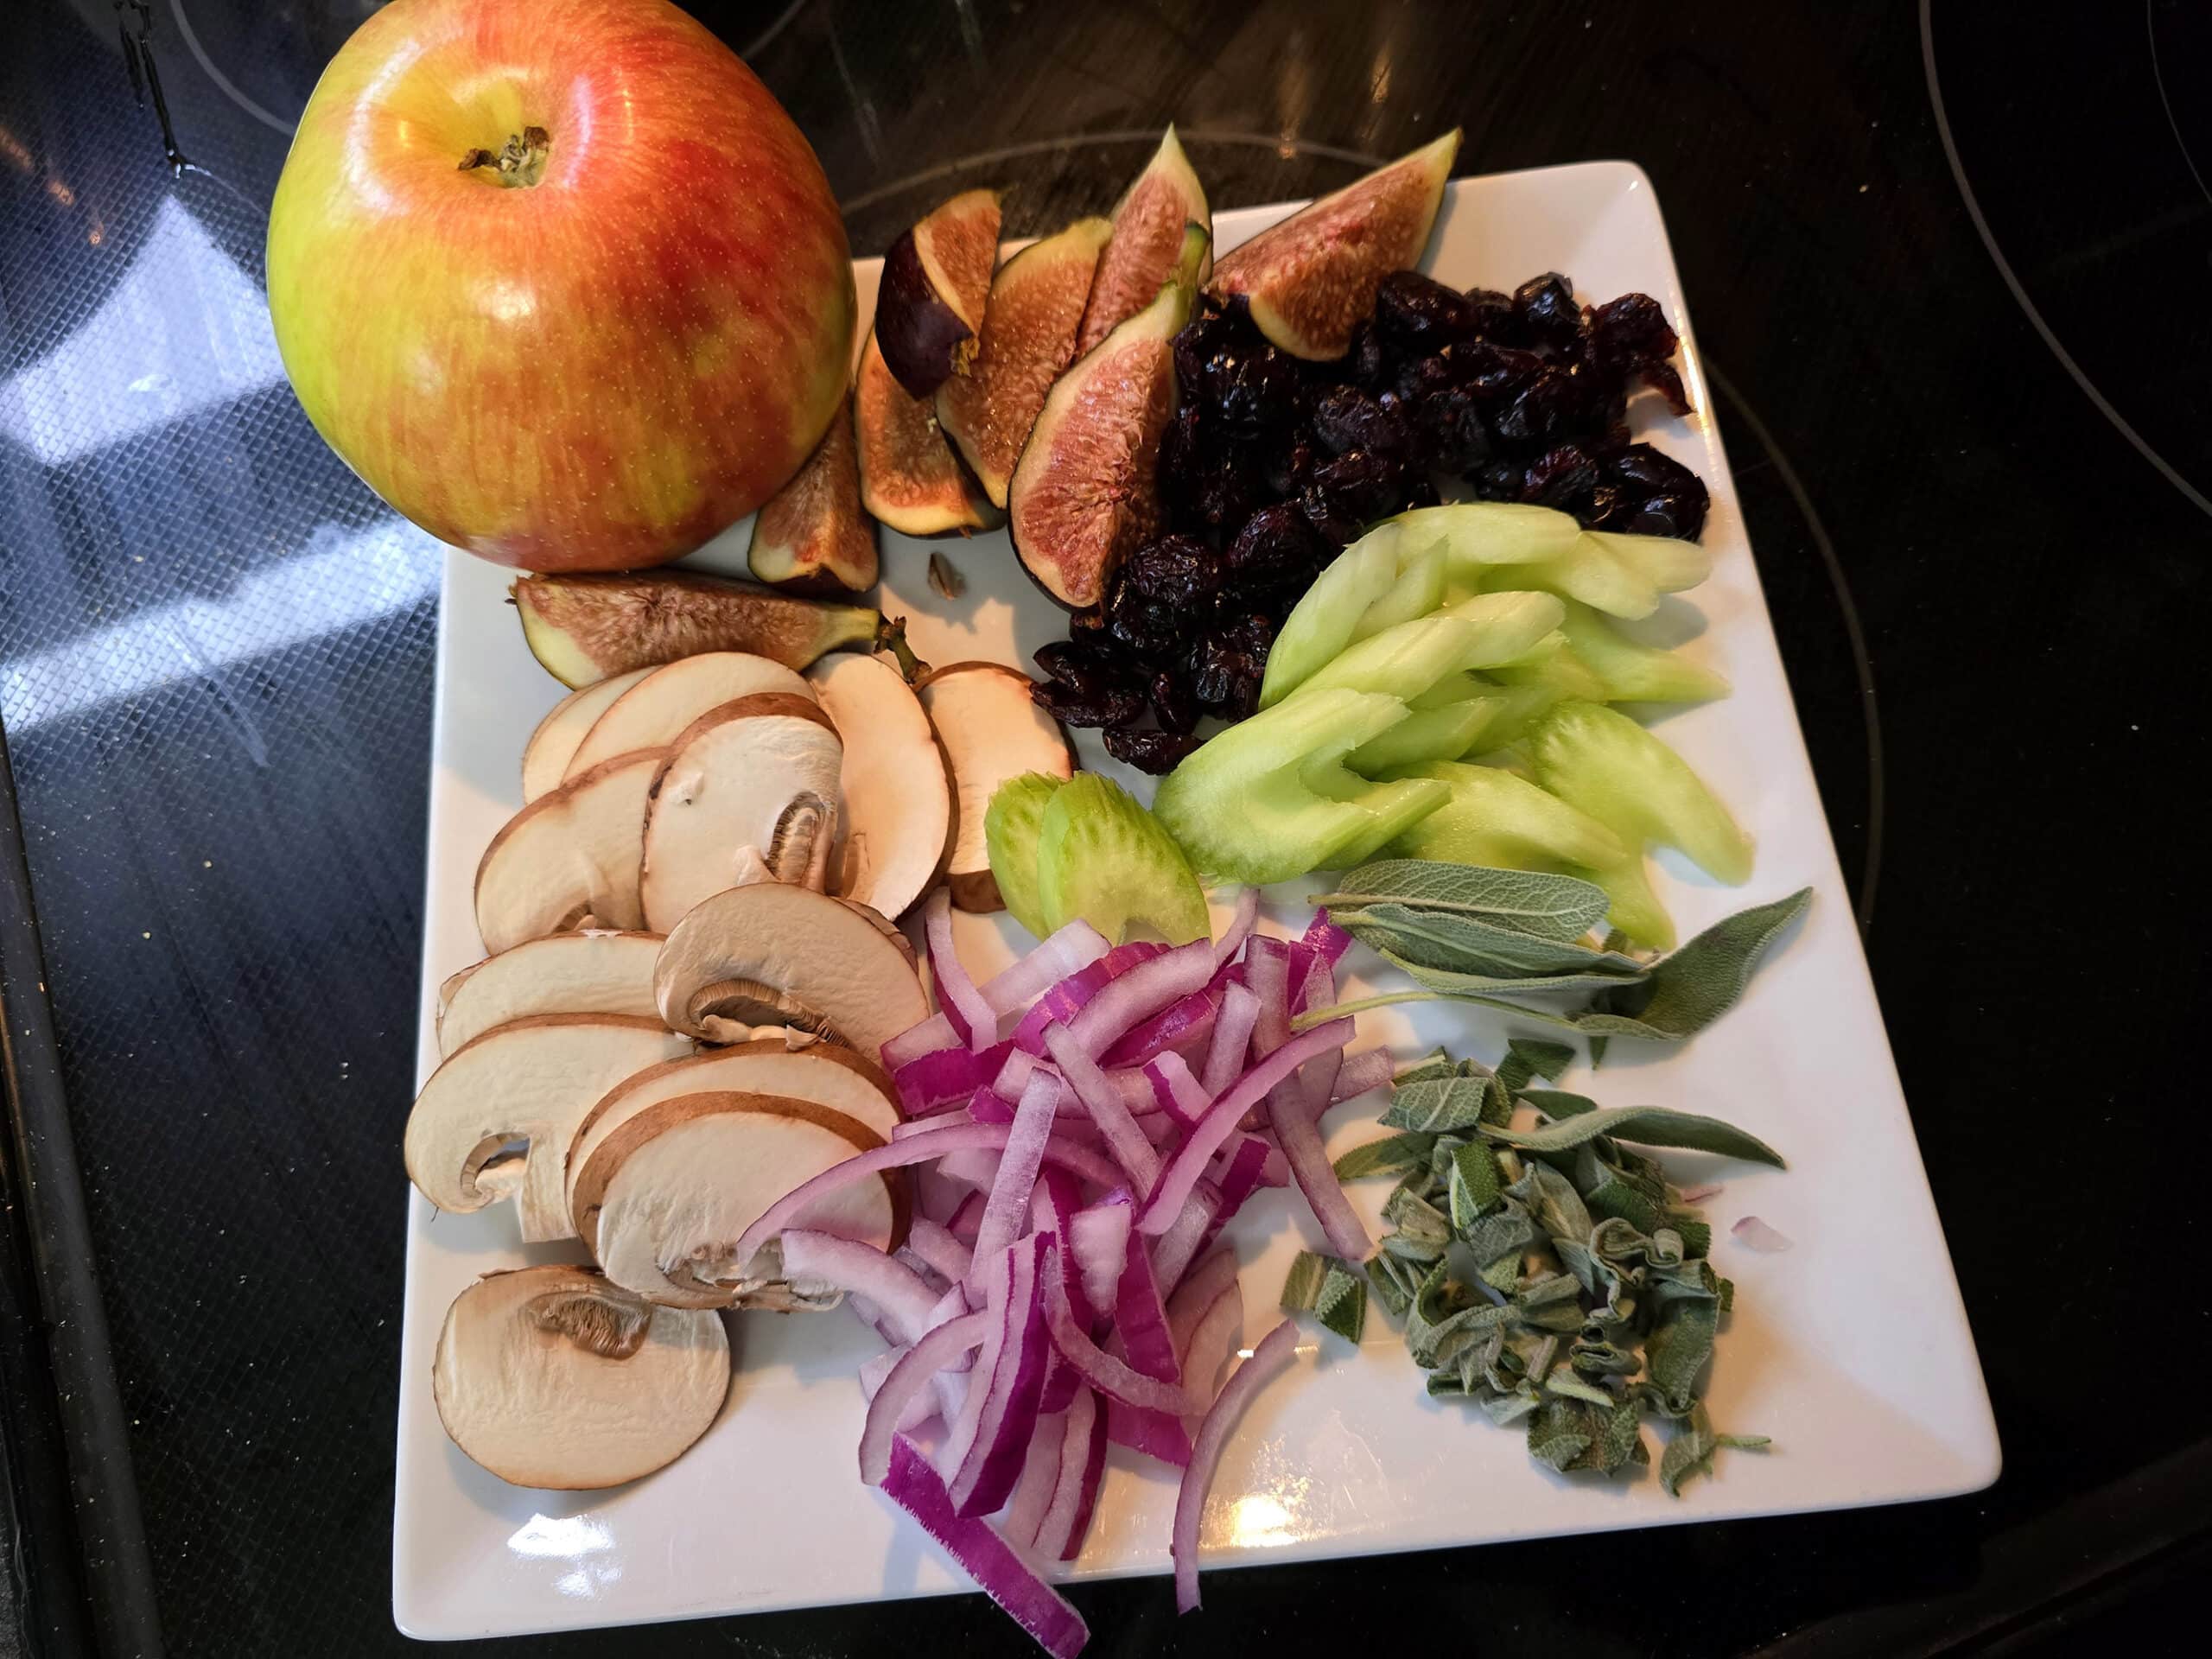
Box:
[1483,1105,1785,1168]
[1319,861,1611,940]
[1497,1039,1577,1095]
[1373,944,1656,998]
[1332,904,1646,979]
[1571,887,1815,1043]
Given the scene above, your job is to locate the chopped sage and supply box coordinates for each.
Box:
[1280,1251,1368,1343]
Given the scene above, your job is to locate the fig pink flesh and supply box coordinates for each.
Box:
[1078,173,1198,355]
[1010,339,1173,607]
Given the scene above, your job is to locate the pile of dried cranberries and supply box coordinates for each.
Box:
[1033,270,1708,773]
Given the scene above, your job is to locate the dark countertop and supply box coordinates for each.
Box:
[1,3,2205,1655]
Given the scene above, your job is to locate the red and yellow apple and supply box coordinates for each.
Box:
[266,0,855,572]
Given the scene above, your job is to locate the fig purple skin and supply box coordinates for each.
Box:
[875,230,976,398]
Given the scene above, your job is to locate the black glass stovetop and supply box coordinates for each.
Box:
[2,3,2206,1656]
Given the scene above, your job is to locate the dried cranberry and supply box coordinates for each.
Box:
[1033,677,1146,730]
[1586,293,1679,371]
[1453,341,1547,400]
[1461,286,1516,338]
[1034,639,1112,688]
[1173,303,1252,393]
[1638,359,1692,416]
[1106,576,1185,658]
[1608,443,1701,493]
[1408,384,1491,472]
[1374,270,1484,352]
[1149,670,1199,734]
[1493,365,1592,444]
[1103,728,1203,774]
[1194,448,1262,538]
[1399,470,1441,512]
[1211,346,1306,430]
[1520,442,1602,512]
[1310,386,1414,460]
[1224,503,1324,586]
[1513,273,1584,351]
[1263,428,1320,498]
[1122,534,1224,606]
[1306,448,1407,528]
[1468,458,1524,500]
[1343,318,1393,391]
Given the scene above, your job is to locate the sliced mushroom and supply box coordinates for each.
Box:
[572,1090,905,1306]
[520,667,653,803]
[404,1014,693,1243]
[474,751,661,953]
[436,931,664,1057]
[639,695,843,932]
[916,662,1075,912]
[805,652,953,920]
[654,882,929,1056]
[431,1264,728,1490]
[563,652,815,782]
[568,1039,903,1216]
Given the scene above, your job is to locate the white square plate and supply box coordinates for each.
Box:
[393,162,1999,1640]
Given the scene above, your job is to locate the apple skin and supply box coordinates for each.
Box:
[266,0,855,572]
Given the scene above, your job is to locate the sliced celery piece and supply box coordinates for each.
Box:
[984,772,1068,938]
[1527,702,1753,885]
[1467,680,1563,748]
[1589,853,1675,951]
[1583,531,1712,595]
[1556,599,1729,703]
[1036,773,1210,944]
[1491,642,1612,704]
[1382,761,1630,874]
[1396,502,1581,581]
[1307,769,1454,870]
[1479,538,1658,620]
[1258,521,1408,709]
[1345,698,1499,775]
[1154,690,1428,884]
[1291,592,1564,706]
[1410,670,1485,711]
[1348,537,1447,644]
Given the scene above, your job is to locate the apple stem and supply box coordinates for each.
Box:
[877,614,928,683]
[460,125,551,188]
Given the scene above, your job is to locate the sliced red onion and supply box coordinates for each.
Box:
[1030,1166,1093,1328]
[1201,981,1261,1096]
[779,1230,943,1344]
[1012,942,1166,1054]
[993,1046,1046,1103]
[1173,1318,1300,1614]
[1205,1136,1275,1238]
[1215,887,1260,966]
[1066,1192,1132,1321]
[1001,1408,1067,1549]
[1244,938,1290,1060]
[858,1348,939,1434]
[1297,1046,1344,1122]
[969,1071,1064,1281]
[1037,1351,1082,1417]
[1045,1023,1162,1193]
[1301,910,1353,965]
[882,1010,958,1071]
[1732,1215,1793,1252]
[935,1147,1003,1191]
[860,1312,988,1484]
[894,1040,1013,1116]
[1177,1285,1245,1414]
[1116,1222,1181,1385]
[1065,939,1217,1059]
[1165,1247,1240,1352]
[1679,1181,1725,1205]
[895,1247,949,1294]
[982,919,1111,1016]
[1144,1052,1212,1129]
[881,1437,1090,1659]
[924,888,998,1049]
[894,1110,970,1139]
[1100,985,1220,1071]
[1268,1058,1372,1264]
[903,1217,974,1286]
[1106,1399,1192,1467]
[1141,1018,1354,1235]
[1033,1386,1107,1563]
[946,1192,984,1243]
[1149,1179,1222,1296]
[948,1235,1052,1516]
[733,1122,1123,1268]
[1330,1048,1393,1103]
[968,1084,1014,1125]
[1043,1251,1198,1415]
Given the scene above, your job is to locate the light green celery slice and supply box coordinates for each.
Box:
[1348,538,1448,644]
[1306,769,1452,869]
[1589,853,1676,951]
[1528,701,1753,885]
[1479,538,1659,620]
[1257,522,1408,709]
[1556,599,1729,703]
[1153,690,1418,884]
[1395,502,1582,580]
[1345,698,1500,775]
[1036,773,1210,944]
[1290,592,1564,706]
[1583,531,1712,595]
[1383,761,1630,874]
[1491,642,1612,704]
[983,772,1067,938]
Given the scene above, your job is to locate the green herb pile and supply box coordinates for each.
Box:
[1325,1041,1780,1492]
[1305,861,1812,1063]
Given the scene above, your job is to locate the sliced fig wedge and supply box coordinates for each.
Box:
[936,217,1113,509]
[855,331,1000,537]
[1208,130,1461,359]
[1008,224,1208,609]
[513,571,886,688]
[874,188,1001,397]
[1077,126,1211,356]
[747,393,879,594]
